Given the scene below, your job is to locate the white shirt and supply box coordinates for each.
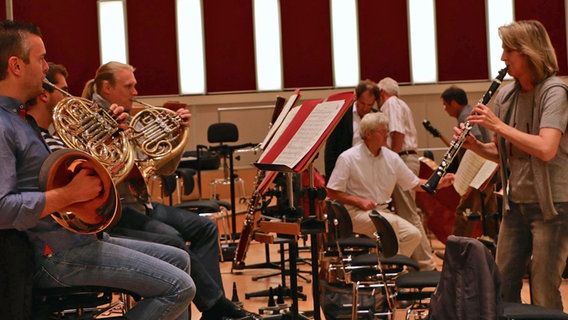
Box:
[380,96,418,151]
[351,103,363,147]
[327,143,419,203]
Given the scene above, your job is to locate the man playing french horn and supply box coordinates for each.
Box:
[0,20,195,320]
[81,61,261,320]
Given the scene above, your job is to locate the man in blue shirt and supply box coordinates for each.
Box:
[0,20,195,320]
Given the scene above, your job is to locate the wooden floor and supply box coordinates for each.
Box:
[189,235,568,320]
[148,170,568,319]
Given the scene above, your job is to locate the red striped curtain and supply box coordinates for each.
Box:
[202,0,256,93]
[126,0,179,95]
[358,0,410,83]
[280,0,333,89]
[435,0,489,81]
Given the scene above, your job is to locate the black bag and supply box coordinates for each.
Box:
[320,280,388,320]
[179,150,220,171]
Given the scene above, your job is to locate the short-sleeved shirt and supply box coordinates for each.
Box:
[327,143,419,203]
[380,96,418,151]
[502,86,568,203]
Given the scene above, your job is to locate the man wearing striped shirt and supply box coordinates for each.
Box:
[26,62,68,150]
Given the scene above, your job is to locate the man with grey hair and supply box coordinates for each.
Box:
[326,112,454,257]
[378,77,436,270]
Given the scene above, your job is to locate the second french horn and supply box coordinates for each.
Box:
[129,99,190,180]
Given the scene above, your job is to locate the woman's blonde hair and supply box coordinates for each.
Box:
[499,20,558,83]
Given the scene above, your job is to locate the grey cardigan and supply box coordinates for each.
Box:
[494,76,568,220]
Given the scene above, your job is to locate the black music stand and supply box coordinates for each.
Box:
[254,91,355,319]
[256,169,320,320]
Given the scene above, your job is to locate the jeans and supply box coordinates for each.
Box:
[111,203,224,311]
[33,236,195,320]
[496,201,568,310]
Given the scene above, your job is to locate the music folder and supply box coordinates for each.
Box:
[254,91,355,173]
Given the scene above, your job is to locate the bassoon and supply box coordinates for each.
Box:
[421,67,508,194]
[232,97,286,270]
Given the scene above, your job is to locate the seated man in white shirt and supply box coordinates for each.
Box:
[326,112,454,259]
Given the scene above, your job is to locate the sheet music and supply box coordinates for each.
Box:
[270,100,344,167]
[469,160,498,190]
[259,93,299,150]
[453,149,498,196]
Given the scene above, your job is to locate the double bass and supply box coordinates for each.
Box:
[416,122,483,243]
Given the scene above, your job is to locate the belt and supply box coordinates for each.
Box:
[398,150,417,156]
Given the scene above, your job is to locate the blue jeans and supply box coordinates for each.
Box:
[496,202,568,310]
[33,236,195,320]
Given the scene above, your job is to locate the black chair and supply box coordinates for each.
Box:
[33,286,140,319]
[324,199,377,256]
[323,200,419,319]
[196,123,257,238]
[367,210,440,320]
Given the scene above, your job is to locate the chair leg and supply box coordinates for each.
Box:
[352,281,359,320]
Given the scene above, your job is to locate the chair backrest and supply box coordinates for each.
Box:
[325,199,355,239]
[369,210,398,258]
[429,236,503,319]
[208,122,239,144]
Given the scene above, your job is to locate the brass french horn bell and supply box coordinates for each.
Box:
[39,149,121,234]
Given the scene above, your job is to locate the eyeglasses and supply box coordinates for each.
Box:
[372,129,389,135]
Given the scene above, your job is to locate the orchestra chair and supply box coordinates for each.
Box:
[198,123,248,203]
[324,199,376,257]
[323,209,400,319]
[33,286,140,319]
[324,200,420,319]
[325,200,419,273]
[366,210,439,320]
[152,170,233,260]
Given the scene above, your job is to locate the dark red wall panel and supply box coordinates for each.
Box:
[436,0,488,81]
[515,0,568,76]
[127,0,179,95]
[13,0,100,96]
[203,0,256,92]
[280,0,333,89]
[0,0,6,20]
[358,0,410,83]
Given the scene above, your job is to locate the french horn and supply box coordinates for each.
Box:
[45,79,136,184]
[129,99,190,181]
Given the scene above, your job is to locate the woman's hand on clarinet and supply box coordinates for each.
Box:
[452,123,478,150]
[468,103,503,133]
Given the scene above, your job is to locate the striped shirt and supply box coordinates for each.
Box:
[39,128,66,152]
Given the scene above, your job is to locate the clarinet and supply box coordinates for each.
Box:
[421,66,508,194]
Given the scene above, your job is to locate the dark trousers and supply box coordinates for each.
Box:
[0,229,34,320]
[109,203,224,312]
